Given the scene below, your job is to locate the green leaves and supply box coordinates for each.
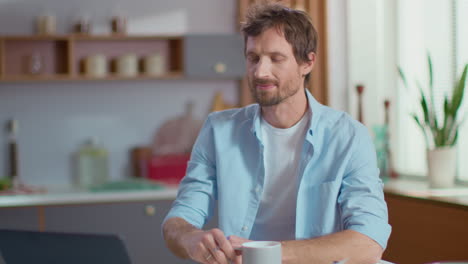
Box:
[411,113,429,147]
[416,79,438,130]
[428,54,435,110]
[397,54,468,148]
[417,80,430,124]
[450,64,467,117]
[398,66,409,90]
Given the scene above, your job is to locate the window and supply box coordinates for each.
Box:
[396,0,468,180]
[346,0,468,181]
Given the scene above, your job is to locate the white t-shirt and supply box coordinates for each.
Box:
[250,109,311,241]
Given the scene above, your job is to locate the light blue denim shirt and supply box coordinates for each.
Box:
[164,89,391,249]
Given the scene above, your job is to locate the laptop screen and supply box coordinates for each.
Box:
[0,229,132,264]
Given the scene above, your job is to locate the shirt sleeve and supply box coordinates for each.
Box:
[163,114,217,229]
[337,123,392,249]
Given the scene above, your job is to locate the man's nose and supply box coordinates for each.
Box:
[254,59,272,79]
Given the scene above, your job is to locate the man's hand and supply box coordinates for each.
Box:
[180,228,236,264]
[227,235,251,249]
[163,217,237,264]
[227,235,252,264]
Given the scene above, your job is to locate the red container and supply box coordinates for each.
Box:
[146,154,190,184]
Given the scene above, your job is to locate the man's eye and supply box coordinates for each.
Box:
[272,56,285,62]
[247,56,259,63]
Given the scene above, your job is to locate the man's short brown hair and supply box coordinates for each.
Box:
[241,2,318,85]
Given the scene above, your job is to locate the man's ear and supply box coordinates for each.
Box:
[301,52,316,76]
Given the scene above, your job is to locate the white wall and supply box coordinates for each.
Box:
[346,0,397,127]
[0,0,238,186]
[327,0,349,112]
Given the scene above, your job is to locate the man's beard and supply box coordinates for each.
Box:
[249,77,300,107]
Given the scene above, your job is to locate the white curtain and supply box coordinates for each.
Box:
[455,0,468,181]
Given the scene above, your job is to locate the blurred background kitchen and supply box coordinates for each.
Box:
[0,0,241,187]
[1,0,468,264]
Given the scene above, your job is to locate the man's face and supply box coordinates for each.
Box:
[245,27,309,107]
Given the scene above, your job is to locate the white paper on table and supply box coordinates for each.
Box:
[378,260,395,264]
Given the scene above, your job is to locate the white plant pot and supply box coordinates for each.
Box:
[427,146,457,188]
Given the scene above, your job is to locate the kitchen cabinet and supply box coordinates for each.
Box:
[44,199,193,264]
[0,189,220,264]
[383,192,468,264]
[0,206,39,231]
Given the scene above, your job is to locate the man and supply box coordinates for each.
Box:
[162,3,391,264]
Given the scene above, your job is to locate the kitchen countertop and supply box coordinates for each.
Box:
[0,186,179,208]
[384,178,468,208]
[3,177,468,209]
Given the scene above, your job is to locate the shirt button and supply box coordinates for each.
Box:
[255,186,261,193]
[242,226,248,231]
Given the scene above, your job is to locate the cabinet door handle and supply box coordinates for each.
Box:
[144,205,156,216]
[214,63,227,74]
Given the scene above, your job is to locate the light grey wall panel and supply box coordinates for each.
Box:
[185,34,245,79]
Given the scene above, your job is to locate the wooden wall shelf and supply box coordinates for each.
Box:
[0,34,184,82]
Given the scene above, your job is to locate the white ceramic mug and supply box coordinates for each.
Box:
[143,53,166,76]
[116,54,138,77]
[241,241,281,264]
[37,15,56,34]
[85,54,107,78]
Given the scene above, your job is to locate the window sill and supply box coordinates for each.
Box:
[384,177,468,209]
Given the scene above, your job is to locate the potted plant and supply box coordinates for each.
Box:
[398,55,467,188]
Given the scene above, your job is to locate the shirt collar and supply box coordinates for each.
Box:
[250,89,323,139]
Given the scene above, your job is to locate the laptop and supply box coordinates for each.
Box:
[0,229,132,264]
